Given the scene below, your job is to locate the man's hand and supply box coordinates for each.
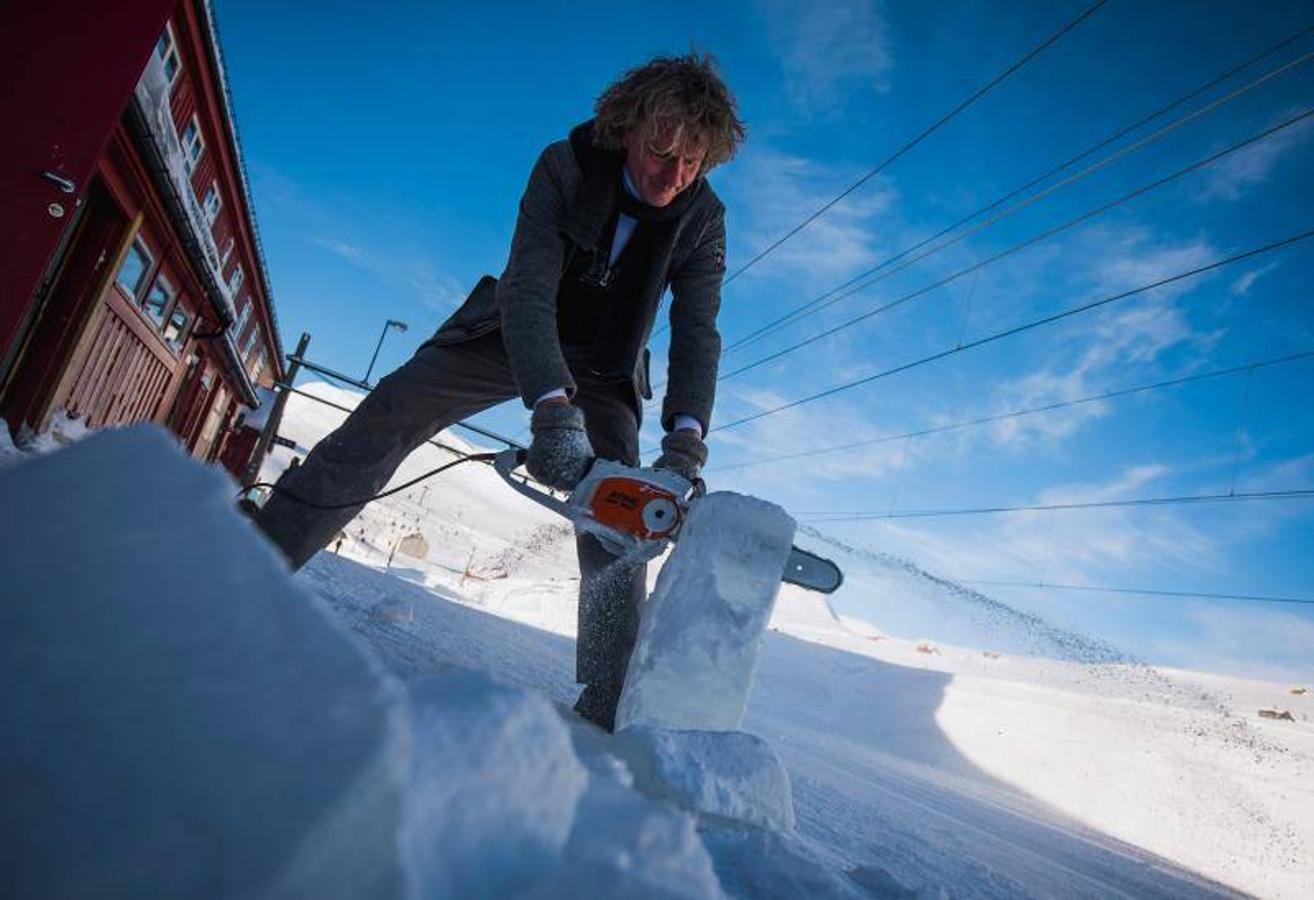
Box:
[527,400,594,491]
[653,428,707,483]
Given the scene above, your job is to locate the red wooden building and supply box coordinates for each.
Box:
[0,0,282,475]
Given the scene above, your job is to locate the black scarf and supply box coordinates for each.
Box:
[566,120,702,245]
[557,120,703,382]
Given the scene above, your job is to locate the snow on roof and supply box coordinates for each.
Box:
[133,52,237,323]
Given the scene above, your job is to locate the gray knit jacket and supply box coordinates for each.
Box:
[425,137,727,434]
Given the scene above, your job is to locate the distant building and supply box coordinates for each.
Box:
[0,0,283,477]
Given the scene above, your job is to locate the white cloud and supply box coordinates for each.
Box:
[848,463,1209,572]
[313,236,367,265]
[719,146,899,288]
[1152,605,1314,682]
[1036,463,1169,505]
[1229,261,1280,297]
[1085,226,1216,298]
[252,162,469,315]
[312,235,466,312]
[1242,452,1314,492]
[1196,113,1314,203]
[713,388,913,484]
[758,0,893,112]
[974,228,1224,449]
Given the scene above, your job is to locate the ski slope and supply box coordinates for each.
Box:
[269,382,1312,897]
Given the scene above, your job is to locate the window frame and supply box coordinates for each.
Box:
[181,116,205,175]
[233,297,253,338]
[114,236,156,303]
[156,22,181,86]
[240,316,260,359]
[201,183,222,225]
[227,263,244,297]
[141,269,177,327]
[162,301,193,350]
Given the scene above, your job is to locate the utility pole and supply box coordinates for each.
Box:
[243,331,309,488]
[364,319,407,385]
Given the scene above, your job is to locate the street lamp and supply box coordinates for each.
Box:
[364,318,408,386]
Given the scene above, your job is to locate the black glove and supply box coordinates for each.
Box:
[653,429,707,483]
[527,402,594,491]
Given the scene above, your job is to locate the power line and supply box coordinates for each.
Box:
[955,579,1314,606]
[648,60,1312,402]
[711,227,1314,434]
[274,381,524,456]
[797,488,1314,522]
[723,0,1109,286]
[275,382,466,458]
[649,0,1109,342]
[716,101,1314,385]
[690,351,1314,469]
[719,34,1314,357]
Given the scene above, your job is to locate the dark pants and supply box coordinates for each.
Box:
[254,331,646,706]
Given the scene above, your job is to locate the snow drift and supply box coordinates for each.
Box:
[0,427,843,898]
[5,399,1311,898]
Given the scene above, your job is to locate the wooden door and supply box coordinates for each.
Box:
[59,282,180,428]
[0,0,176,362]
[0,183,130,432]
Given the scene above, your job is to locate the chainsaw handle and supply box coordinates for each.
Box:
[494,446,529,475]
[492,447,574,518]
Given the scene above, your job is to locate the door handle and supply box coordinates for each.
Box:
[41,171,77,194]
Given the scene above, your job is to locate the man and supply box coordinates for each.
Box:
[254,53,745,731]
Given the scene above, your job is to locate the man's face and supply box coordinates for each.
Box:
[623,125,707,207]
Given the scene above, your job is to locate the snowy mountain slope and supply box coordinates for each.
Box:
[255,382,1314,897]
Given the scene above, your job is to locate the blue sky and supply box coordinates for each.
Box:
[215,0,1314,680]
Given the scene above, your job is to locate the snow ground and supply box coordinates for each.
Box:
[266,382,1312,898]
[4,384,1310,897]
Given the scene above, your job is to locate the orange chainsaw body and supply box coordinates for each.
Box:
[584,475,685,543]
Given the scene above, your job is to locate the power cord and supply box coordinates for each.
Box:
[241,452,498,512]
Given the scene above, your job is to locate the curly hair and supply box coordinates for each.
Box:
[593,52,746,172]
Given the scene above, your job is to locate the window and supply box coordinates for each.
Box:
[114,237,154,301]
[196,385,229,458]
[220,236,236,270]
[182,116,204,175]
[163,305,192,349]
[227,264,244,297]
[202,184,222,224]
[156,23,181,85]
[233,298,252,337]
[142,272,175,326]
[247,349,265,381]
[240,319,260,358]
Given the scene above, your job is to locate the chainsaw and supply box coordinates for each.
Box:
[493,448,843,594]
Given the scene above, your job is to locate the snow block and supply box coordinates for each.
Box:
[0,426,410,899]
[371,595,414,624]
[616,492,797,732]
[531,775,726,899]
[403,669,588,897]
[699,826,877,900]
[613,727,795,833]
